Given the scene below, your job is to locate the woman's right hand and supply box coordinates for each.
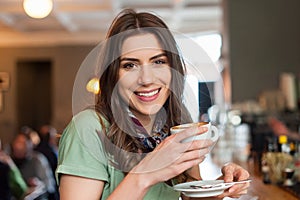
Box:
[130,125,213,187]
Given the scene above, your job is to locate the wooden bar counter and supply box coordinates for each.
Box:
[192,159,299,200]
[241,160,299,200]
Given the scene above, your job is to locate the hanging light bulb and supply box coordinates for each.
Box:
[86,78,100,94]
[23,0,53,19]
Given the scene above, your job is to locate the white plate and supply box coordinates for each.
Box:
[173,180,231,197]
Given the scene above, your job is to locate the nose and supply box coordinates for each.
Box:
[138,64,155,85]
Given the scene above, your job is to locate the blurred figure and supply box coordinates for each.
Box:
[0,139,10,200]
[0,149,28,200]
[268,117,300,141]
[20,126,40,148]
[11,133,56,200]
[0,159,11,200]
[35,125,59,200]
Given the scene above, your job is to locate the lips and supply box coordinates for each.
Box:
[134,88,161,101]
[135,89,159,97]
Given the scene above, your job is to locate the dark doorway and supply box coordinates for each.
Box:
[16,60,52,131]
[199,82,214,121]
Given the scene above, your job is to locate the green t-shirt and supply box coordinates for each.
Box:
[56,109,180,200]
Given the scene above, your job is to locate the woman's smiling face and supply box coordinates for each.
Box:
[118,33,171,120]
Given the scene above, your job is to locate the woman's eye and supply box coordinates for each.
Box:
[154,59,167,65]
[122,62,136,70]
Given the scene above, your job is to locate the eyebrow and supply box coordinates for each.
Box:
[150,53,167,60]
[120,53,167,62]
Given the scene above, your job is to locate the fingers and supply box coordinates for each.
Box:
[174,157,205,175]
[159,128,213,154]
[182,139,213,152]
[228,182,250,193]
[167,136,213,158]
[143,125,214,181]
[169,148,209,179]
[175,148,209,163]
[156,129,214,165]
[173,125,208,143]
[171,125,213,153]
[221,163,250,182]
[217,183,249,198]
[218,163,251,198]
[165,134,213,152]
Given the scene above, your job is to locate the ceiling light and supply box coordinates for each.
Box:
[23,0,53,19]
[86,78,100,94]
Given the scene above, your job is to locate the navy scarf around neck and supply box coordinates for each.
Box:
[128,110,169,152]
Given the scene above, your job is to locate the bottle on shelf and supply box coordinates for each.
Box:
[261,159,271,184]
[290,141,296,156]
[261,136,275,184]
[266,136,278,152]
[278,135,290,154]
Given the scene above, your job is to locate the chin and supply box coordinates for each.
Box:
[133,104,164,116]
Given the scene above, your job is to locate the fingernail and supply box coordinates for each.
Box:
[198,126,208,131]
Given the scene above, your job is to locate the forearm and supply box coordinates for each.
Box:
[108,172,152,200]
[60,172,152,200]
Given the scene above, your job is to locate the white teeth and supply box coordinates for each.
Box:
[137,89,159,97]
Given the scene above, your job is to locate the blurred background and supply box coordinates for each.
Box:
[0,0,299,150]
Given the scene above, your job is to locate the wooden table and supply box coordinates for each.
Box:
[191,159,299,200]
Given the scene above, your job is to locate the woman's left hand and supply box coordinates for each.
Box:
[217,162,250,198]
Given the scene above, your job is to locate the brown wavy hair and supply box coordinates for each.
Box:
[94,9,192,179]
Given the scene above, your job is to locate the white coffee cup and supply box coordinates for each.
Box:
[170,122,219,143]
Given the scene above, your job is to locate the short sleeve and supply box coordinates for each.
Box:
[9,166,28,199]
[56,109,109,183]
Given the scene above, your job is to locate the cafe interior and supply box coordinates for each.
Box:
[0,0,300,199]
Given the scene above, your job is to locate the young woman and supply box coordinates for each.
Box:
[56,9,250,200]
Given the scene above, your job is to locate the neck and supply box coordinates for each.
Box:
[131,112,156,135]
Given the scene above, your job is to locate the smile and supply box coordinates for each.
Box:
[135,88,160,97]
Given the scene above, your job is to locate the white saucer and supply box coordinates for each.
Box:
[173,180,231,197]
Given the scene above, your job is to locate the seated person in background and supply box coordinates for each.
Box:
[11,133,57,199]
[268,117,300,141]
[20,125,41,148]
[0,158,11,200]
[0,149,28,200]
[0,138,11,200]
[35,125,59,200]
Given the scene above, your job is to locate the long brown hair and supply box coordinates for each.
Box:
[95,9,192,174]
